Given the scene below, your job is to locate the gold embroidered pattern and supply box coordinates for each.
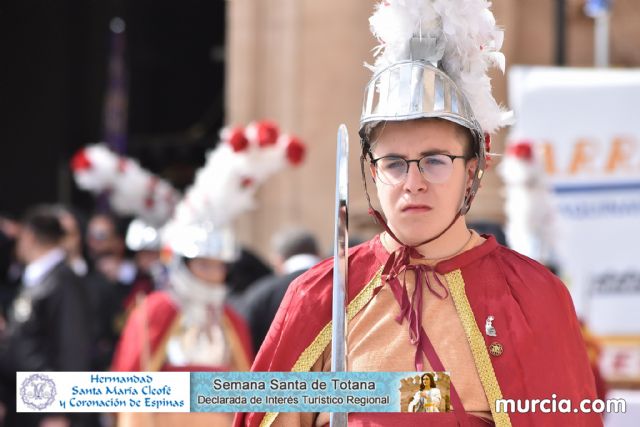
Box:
[258,412,279,427]
[259,268,382,427]
[291,321,333,373]
[446,269,512,427]
[346,269,383,325]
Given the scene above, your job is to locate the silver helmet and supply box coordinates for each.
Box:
[359,56,486,215]
[125,218,162,252]
[162,221,239,263]
[360,58,483,144]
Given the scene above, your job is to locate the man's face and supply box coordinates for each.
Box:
[86,215,122,260]
[369,119,476,246]
[187,257,227,285]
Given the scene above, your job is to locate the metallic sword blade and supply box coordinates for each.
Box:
[330,124,349,427]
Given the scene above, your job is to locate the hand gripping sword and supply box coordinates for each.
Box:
[330,124,349,427]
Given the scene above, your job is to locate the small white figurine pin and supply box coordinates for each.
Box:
[485,315,497,337]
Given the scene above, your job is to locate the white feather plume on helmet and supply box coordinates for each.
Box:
[70,144,121,193]
[161,120,306,262]
[364,0,512,135]
[70,143,180,228]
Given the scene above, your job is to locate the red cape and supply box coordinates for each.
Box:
[234,235,602,427]
[112,291,254,371]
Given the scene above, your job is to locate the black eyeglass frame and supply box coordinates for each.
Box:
[365,151,475,186]
[368,152,471,174]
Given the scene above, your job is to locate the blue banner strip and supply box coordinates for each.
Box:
[190,372,450,413]
[553,182,640,194]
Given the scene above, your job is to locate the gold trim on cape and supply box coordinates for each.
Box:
[259,269,382,427]
[445,269,512,427]
[147,315,182,372]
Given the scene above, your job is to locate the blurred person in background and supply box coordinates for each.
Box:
[111,233,254,427]
[0,205,92,427]
[0,215,21,427]
[86,212,155,332]
[238,227,321,351]
[55,206,121,371]
[86,212,138,288]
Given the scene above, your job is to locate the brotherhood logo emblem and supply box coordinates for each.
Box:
[20,374,57,410]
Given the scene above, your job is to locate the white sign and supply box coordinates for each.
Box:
[508,66,640,335]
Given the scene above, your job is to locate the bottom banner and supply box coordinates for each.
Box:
[17,371,451,413]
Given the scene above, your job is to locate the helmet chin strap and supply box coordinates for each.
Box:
[360,151,476,250]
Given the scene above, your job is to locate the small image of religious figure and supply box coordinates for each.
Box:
[398,372,451,413]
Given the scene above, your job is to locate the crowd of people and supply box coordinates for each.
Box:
[0,206,321,427]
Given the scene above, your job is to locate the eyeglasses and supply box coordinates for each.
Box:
[370,153,469,185]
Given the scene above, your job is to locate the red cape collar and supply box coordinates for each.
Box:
[371,232,499,275]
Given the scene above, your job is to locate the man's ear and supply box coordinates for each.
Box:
[369,163,377,182]
[466,157,479,188]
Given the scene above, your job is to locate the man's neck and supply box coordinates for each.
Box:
[26,244,58,264]
[384,217,473,260]
[23,246,66,288]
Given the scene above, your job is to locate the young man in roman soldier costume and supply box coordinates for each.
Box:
[110,121,306,427]
[236,1,601,426]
